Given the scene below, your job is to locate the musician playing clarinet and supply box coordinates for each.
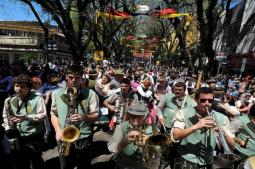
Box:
[171,87,236,169]
[2,74,47,169]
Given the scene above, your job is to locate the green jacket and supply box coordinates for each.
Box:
[116,121,153,169]
[162,94,197,128]
[53,87,98,139]
[235,115,255,157]
[10,92,44,136]
[177,108,227,165]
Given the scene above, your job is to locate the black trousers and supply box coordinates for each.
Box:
[12,132,45,169]
[59,136,93,169]
[173,158,213,169]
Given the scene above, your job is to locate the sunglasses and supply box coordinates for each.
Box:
[199,99,214,103]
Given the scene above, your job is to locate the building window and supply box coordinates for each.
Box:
[0,53,9,63]
[0,29,8,35]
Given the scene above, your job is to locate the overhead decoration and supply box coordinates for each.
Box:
[135,4,151,14]
[96,8,133,23]
[132,49,153,59]
[151,8,177,16]
[96,6,190,23]
[159,13,189,19]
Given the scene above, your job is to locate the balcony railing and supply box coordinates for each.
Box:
[0,36,44,45]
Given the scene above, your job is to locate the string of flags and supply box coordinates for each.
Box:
[96,6,191,24]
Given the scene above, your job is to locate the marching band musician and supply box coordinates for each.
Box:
[50,64,99,169]
[108,100,153,169]
[2,74,47,169]
[171,87,236,169]
[157,81,197,169]
[103,78,133,129]
[231,104,255,169]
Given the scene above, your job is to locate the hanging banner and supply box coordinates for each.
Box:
[159,13,189,19]
[96,10,132,24]
[94,51,104,61]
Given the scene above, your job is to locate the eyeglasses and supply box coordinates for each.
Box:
[199,99,214,103]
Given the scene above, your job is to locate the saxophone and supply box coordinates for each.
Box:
[5,94,20,150]
[59,87,80,156]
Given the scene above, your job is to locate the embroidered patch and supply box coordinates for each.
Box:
[27,106,33,114]
[81,100,88,108]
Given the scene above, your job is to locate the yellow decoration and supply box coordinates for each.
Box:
[96,11,132,24]
[94,51,104,61]
[160,13,189,19]
[156,60,160,66]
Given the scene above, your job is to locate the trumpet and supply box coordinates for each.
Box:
[206,107,241,163]
[59,87,80,156]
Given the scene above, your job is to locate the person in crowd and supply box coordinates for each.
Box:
[157,81,197,128]
[217,94,240,118]
[0,67,13,123]
[130,72,141,93]
[136,78,153,102]
[108,100,153,169]
[50,64,99,169]
[95,73,112,104]
[2,74,47,169]
[154,74,171,104]
[157,81,197,169]
[230,104,255,169]
[171,87,235,169]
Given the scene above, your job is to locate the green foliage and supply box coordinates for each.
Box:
[22,53,35,63]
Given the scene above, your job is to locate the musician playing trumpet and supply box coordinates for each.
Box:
[50,64,99,169]
[171,87,236,169]
[108,100,153,169]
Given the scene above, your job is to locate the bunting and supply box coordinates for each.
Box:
[96,8,133,24]
[159,13,190,19]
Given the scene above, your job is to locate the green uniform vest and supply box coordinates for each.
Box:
[235,115,255,157]
[10,92,44,136]
[162,94,197,128]
[177,108,226,165]
[53,87,94,139]
[116,121,153,169]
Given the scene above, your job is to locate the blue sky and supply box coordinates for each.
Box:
[0,1,41,21]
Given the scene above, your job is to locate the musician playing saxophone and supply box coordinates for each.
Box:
[50,64,99,169]
[2,74,47,169]
[171,87,235,169]
[108,100,153,169]
[230,104,255,169]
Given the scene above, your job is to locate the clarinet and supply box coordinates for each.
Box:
[5,94,21,150]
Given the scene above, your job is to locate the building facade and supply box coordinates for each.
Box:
[0,21,71,64]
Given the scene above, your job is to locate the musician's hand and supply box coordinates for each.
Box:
[193,117,216,130]
[70,114,84,122]
[109,105,118,113]
[127,130,139,143]
[56,130,63,141]
[159,117,165,126]
[11,115,27,123]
